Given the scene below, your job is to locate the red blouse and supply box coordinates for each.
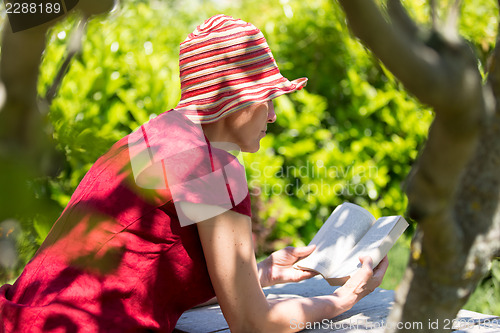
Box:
[0,110,251,332]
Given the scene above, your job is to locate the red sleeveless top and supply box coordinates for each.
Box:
[0,111,251,332]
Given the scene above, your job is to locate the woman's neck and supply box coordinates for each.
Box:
[201,121,229,144]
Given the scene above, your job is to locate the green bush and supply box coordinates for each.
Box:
[1,0,497,316]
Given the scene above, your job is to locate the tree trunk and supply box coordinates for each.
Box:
[0,0,117,279]
[0,0,117,222]
[336,0,500,331]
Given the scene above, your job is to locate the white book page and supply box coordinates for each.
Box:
[295,203,375,277]
[331,216,408,278]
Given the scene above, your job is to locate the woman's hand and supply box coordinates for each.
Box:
[258,245,318,288]
[334,255,389,307]
[197,208,390,332]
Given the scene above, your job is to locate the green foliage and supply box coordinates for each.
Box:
[242,0,432,250]
[1,0,497,315]
[379,235,411,290]
[400,0,498,74]
[6,0,433,276]
[30,0,434,255]
[40,4,184,187]
[3,1,206,281]
[465,260,500,315]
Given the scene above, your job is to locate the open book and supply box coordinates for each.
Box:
[294,202,409,286]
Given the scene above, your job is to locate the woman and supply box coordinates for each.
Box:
[0,14,387,332]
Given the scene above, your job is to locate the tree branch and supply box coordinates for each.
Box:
[44,16,88,106]
[486,11,500,108]
[430,0,438,30]
[443,0,462,41]
[336,1,494,331]
[387,0,420,40]
[337,0,446,108]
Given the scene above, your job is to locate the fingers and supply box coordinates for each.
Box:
[334,256,390,307]
[358,255,388,290]
[294,269,318,281]
[298,244,316,258]
[373,255,389,279]
[283,245,316,259]
[342,259,372,290]
[358,256,374,270]
[346,256,383,293]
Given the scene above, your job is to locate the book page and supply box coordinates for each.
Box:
[330,215,408,278]
[294,203,376,278]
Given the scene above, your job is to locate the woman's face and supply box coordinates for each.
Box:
[224,100,276,153]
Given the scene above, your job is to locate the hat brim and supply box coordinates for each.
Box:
[264,77,308,101]
[178,76,308,124]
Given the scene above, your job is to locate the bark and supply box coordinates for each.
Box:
[336,0,500,332]
[0,0,117,222]
[0,22,49,153]
[0,20,56,222]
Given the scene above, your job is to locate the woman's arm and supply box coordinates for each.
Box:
[195,245,317,307]
[196,209,388,333]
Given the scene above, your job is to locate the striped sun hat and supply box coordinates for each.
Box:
[173,14,308,124]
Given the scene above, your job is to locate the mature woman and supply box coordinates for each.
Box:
[0,15,387,332]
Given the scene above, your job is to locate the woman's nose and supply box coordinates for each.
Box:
[267,101,276,123]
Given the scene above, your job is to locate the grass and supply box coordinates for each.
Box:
[464,261,500,316]
[379,235,411,290]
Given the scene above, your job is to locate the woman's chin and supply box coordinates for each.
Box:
[242,143,260,153]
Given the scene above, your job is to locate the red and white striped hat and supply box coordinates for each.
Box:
[174,14,308,124]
